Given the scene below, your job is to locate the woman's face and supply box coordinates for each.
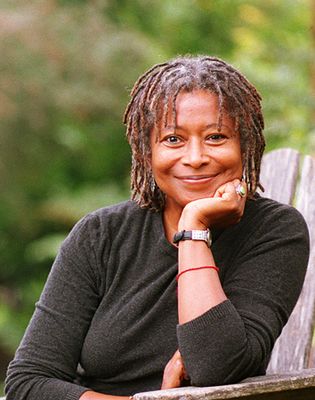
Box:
[150,89,243,212]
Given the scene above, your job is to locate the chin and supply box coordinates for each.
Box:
[176,193,212,208]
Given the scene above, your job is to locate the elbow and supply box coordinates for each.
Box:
[187,364,238,387]
[182,355,234,387]
[183,345,266,387]
[187,361,258,388]
[5,364,33,400]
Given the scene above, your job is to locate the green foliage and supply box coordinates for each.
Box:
[0,0,313,387]
[105,0,238,57]
[231,1,313,151]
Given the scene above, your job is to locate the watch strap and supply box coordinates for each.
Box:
[173,229,212,247]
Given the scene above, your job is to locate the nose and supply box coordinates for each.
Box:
[181,139,209,168]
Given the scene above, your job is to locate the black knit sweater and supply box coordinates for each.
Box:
[5,195,309,400]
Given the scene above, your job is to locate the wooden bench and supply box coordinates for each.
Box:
[1,148,315,400]
[133,148,315,400]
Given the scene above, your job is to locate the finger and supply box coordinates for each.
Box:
[161,351,185,389]
[221,182,239,200]
[161,359,183,389]
[232,178,242,188]
[213,183,227,198]
[214,178,241,198]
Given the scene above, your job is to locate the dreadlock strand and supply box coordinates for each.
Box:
[130,62,169,97]
[146,64,182,102]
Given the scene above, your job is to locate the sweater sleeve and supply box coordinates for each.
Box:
[5,213,104,400]
[177,202,310,386]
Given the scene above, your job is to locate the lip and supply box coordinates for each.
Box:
[175,174,218,184]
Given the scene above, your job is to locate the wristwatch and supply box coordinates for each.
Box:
[173,229,212,248]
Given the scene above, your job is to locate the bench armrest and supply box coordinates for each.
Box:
[133,368,315,399]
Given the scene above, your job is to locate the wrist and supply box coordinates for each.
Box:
[173,229,212,248]
[178,207,208,231]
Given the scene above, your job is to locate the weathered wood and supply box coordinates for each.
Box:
[133,369,315,400]
[267,154,315,373]
[296,155,315,369]
[258,148,300,205]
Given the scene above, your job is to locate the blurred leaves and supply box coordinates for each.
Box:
[232,0,313,151]
[0,0,314,389]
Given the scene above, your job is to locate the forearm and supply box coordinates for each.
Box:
[80,391,131,400]
[177,240,227,324]
[176,190,245,325]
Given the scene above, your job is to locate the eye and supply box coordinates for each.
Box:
[164,135,183,145]
[206,133,227,143]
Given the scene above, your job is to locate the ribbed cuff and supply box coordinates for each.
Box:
[65,387,90,400]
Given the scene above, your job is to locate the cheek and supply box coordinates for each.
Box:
[151,150,174,176]
[230,150,243,170]
[213,146,242,166]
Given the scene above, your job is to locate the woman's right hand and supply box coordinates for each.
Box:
[178,179,247,231]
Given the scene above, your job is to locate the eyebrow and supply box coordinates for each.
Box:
[163,123,234,132]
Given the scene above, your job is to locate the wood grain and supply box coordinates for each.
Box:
[133,369,315,399]
[267,154,315,373]
[258,148,300,205]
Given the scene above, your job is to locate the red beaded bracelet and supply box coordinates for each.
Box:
[176,265,219,282]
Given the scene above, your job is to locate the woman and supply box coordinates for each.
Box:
[5,56,309,400]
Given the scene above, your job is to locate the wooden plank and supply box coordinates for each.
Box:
[267,154,315,373]
[310,336,315,368]
[133,369,315,400]
[258,148,300,205]
[295,154,315,369]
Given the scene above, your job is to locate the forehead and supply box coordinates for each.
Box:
[160,89,234,129]
[175,89,219,111]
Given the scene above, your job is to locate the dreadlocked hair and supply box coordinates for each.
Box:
[124,55,265,212]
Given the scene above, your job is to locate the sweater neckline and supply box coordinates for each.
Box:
[154,211,178,259]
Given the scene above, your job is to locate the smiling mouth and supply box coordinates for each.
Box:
[176,174,218,183]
